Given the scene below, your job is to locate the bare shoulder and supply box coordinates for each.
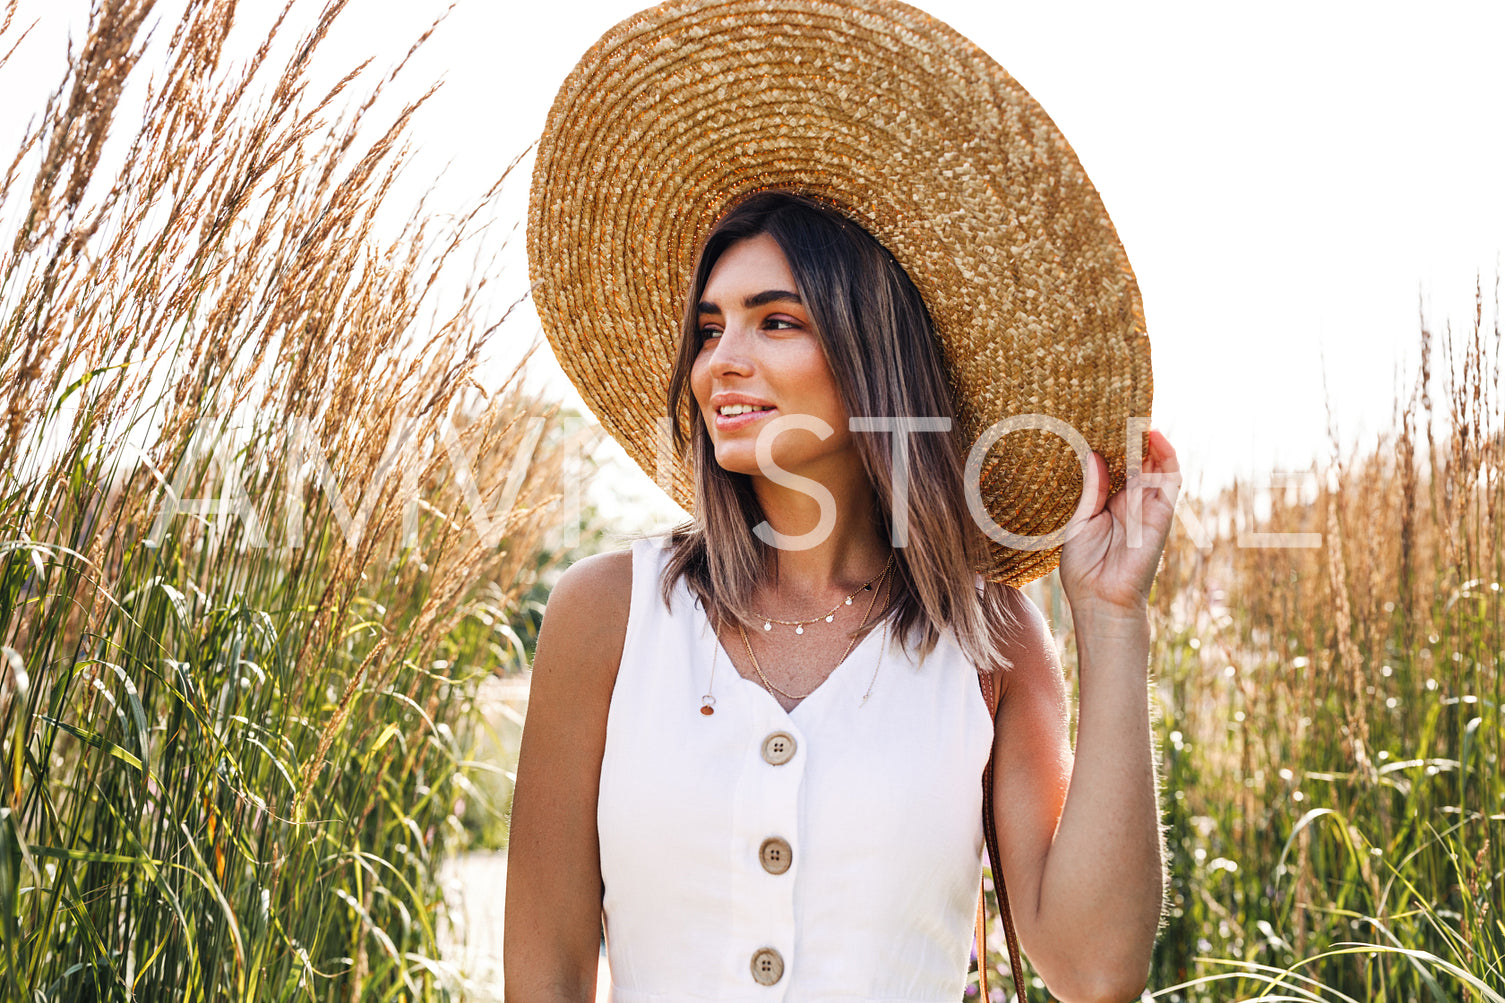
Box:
[990,586,1064,700]
[532,548,634,694]
[548,548,634,615]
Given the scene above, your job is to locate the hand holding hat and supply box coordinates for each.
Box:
[1060,429,1181,618]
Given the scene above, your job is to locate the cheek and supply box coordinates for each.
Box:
[803,353,846,418]
[689,355,710,407]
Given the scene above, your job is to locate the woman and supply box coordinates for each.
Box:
[507,3,1177,1001]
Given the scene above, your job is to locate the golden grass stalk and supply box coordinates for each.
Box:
[1141,278,1504,998]
[0,1,578,997]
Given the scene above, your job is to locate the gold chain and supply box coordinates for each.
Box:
[746,553,894,635]
[738,565,892,701]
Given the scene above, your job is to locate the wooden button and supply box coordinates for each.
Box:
[759,836,792,875]
[761,731,796,765]
[749,946,785,985]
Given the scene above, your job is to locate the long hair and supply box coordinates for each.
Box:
[661,190,1018,669]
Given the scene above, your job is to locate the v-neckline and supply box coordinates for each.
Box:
[701,602,887,720]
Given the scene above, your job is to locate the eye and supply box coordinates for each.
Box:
[764,317,801,331]
[697,325,723,343]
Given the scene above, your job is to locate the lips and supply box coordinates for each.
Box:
[711,405,777,432]
[708,393,777,432]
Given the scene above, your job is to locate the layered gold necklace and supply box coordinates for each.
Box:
[746,552,895,635]
[737,559,894,702]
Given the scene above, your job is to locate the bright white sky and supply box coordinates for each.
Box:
[6,1,1504,520]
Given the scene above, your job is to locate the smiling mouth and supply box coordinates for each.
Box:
[717,404,774,416]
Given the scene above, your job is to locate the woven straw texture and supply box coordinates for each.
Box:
[527,0,1152,585]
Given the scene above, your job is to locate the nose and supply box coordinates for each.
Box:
[703,324,754,377]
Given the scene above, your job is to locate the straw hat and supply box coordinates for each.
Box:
[527,0,1152,585]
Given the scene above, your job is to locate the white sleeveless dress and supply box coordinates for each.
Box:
[597,537,996,1002]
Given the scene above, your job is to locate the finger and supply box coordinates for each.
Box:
[1062,450,1109,548]
[1142,429,1183,507]
[1082,449,1110,518]
[1146,429,1180,475]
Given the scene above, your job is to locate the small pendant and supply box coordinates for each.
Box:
[700,696,716,716]
[763,622,772,631]
[825,615,834,623]
[795,625,804,635]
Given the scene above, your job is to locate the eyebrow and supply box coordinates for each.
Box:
[697,289,803,314]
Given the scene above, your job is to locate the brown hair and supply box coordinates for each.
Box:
[660,190,1018,668]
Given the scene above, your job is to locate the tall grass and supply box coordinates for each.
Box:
[1135,281,1504,1001]
[0,1,576,999]
[974,289,1503,1001]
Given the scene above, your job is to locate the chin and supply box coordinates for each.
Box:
[710,447,759,478]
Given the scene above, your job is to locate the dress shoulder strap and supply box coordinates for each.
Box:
[975,667,1029,1002]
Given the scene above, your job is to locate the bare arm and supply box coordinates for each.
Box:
[990,431,1179,1003]
[503,550,632,1003]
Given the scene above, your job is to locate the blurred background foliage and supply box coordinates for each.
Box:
[1134,282,1503,1002]
[981,285,1503,1002]
[976,288,1503,1002]
[0,0,592,997]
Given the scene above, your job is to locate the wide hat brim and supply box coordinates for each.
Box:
[528,0,1152,585]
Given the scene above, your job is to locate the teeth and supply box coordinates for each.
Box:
[718,404,773,416]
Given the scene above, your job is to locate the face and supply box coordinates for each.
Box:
[689,233,857,483]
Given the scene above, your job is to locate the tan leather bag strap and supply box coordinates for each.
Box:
[976,667,1029,1001]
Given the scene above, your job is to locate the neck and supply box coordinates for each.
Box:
[748,462,891,601]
